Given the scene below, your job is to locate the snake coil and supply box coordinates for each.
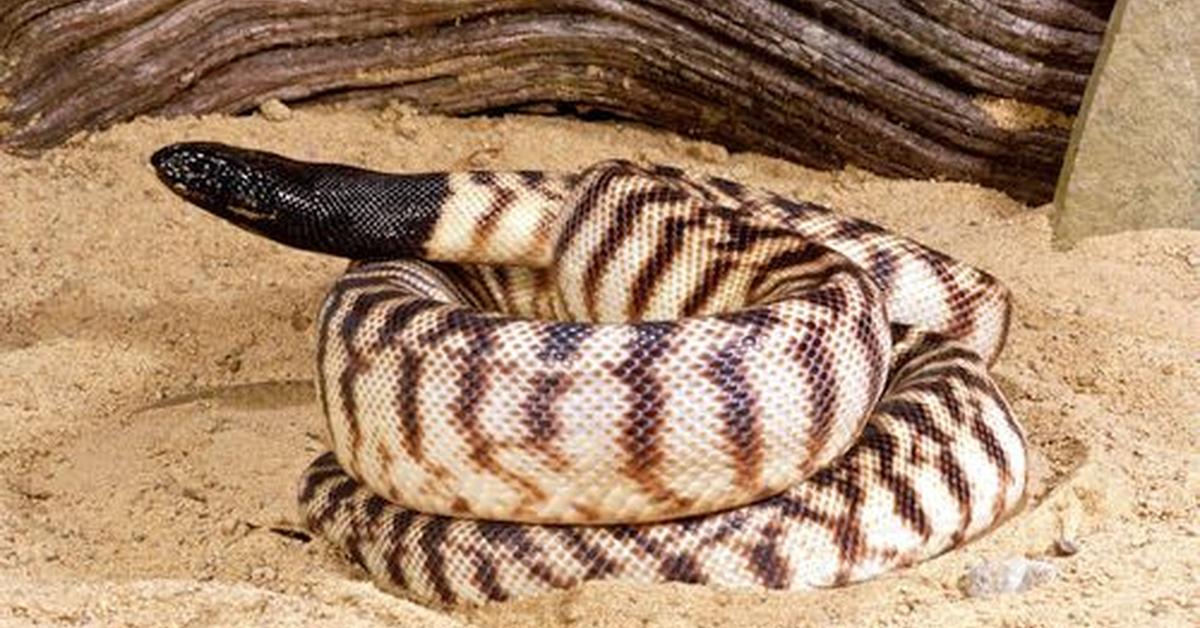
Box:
[153,142,1026,606]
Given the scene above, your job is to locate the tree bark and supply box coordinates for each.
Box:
[0,0,1113,204]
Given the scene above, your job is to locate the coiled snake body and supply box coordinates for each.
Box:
[152,143,1026,606]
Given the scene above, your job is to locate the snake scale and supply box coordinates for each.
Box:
[151,142,1027,607]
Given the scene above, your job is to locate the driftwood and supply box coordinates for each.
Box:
[1,1,1113,203]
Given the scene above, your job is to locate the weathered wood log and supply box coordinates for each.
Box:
[1,0,1113,203]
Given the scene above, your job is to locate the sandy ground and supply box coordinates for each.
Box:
[0,105,1196,627]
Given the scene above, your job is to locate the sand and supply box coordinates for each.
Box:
[0,105,1196,627]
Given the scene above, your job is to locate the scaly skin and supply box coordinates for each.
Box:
[153,143,1025,606]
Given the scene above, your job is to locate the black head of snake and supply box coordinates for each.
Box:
[152,142,450,260]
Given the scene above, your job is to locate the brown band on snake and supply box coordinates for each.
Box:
[395,345,426,467]
[616,321,693,511]
[865,423,932,540]
[702,338,766,494]
[627,214,702,320]
[794,327,841,467]
[466,173,518,251]
[552,163,628,263]
[535,321,593,363]
[746,244,829,300]
[748,522,792,588]
[680,256,739,318]
[580,185,690,320]
[336,288,409,479]
[451,313,547,512]
[518,372,572,474]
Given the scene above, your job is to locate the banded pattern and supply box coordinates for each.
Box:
[150,143,1025,608]
[301,326,1025,605]
[314,160,904,525]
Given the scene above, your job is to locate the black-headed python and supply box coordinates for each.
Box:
[151,142,1027,606]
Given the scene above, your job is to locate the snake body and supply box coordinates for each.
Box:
[152,143,1026,606]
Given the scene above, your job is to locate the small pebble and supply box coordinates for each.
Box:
[464,146,501,168]
[686,142,729,163]
[220,518,242,536]
[1053,537,1080,556]
[961,558,1059,597]
[180,484,207,503]
[258,98,292,122]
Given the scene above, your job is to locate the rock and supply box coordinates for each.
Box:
[1053,537,1081,557]
[1053,0,1200,246]
[258,98,292,122]
[685,141,729,164]
[961,558,1059,597]
[220,518,244,537]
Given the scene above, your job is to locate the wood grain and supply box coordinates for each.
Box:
[0,0,1114,203]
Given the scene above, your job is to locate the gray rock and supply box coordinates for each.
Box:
[962,558,1059,597]
[1052,0,1200,246]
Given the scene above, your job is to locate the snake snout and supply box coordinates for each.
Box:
[151,142,285,223]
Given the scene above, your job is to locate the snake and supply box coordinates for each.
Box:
[151,142,1027,607]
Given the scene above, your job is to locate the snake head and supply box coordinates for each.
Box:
[151,142,448,259]
[151,142,301,223]
[151,141,335,256]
